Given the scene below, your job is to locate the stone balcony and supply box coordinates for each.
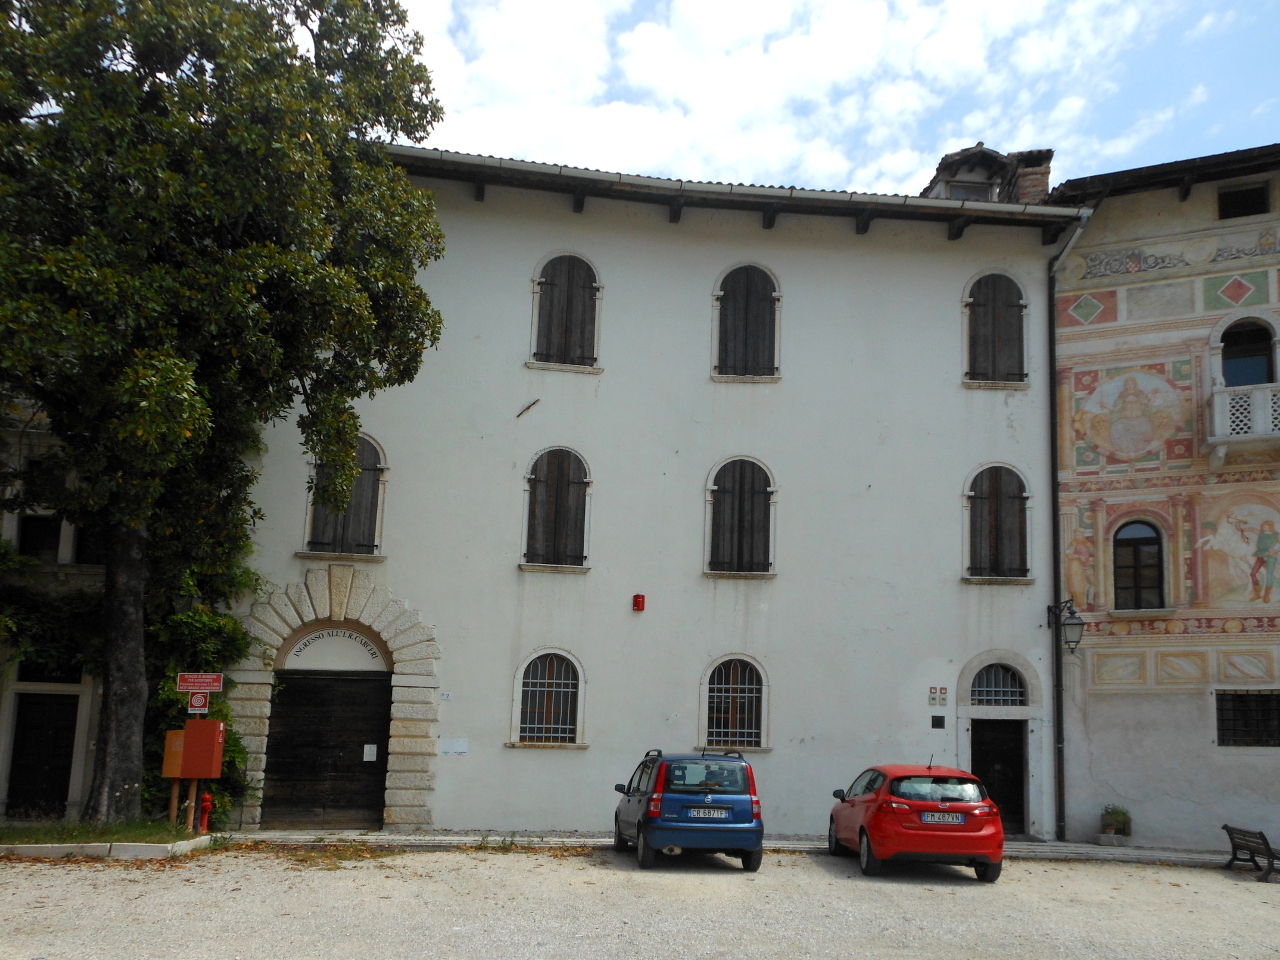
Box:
[1207,383,1280,469]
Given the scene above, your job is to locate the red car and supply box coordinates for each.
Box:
[828,764,1004,882]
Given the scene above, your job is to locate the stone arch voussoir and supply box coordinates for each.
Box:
[229,563,439,832]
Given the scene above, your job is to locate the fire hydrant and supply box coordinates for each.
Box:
[198,791,214,835]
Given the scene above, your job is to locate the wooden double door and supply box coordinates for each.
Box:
[261,670,391,830]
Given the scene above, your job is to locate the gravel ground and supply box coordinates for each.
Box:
[2,846,1277,960]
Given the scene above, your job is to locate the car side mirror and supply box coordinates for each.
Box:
[614,783,627,794]
[832,789,845,801]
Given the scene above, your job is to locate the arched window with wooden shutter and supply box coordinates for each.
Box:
[708,459,773,574]
[307,437,384,555]
[519,653,580,743]
[967,465,1027,578]
[524,448,590,567]
[534,255,598,367]
[717,265,778,377]
[967,274,1025,383]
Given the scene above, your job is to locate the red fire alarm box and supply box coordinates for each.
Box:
[162,730,185,778]
[180,718,225,779]
[632,594,645,611]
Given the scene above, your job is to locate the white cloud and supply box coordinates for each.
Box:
[1185,9,1235,39]
[402,0,1193,194]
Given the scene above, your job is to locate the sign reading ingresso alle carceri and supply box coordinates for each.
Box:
[177,673,223,692]
[290,628,383,663]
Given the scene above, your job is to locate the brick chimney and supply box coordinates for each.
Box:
[1007,150,1054,204]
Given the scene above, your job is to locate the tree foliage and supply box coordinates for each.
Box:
[0,0,445,820]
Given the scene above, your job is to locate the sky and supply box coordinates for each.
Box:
[401,0,1280,197]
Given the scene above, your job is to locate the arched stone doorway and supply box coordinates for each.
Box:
[229,564,439,832]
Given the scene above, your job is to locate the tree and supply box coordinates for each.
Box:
[0,0,445,821]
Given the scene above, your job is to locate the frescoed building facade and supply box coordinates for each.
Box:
[1049,144,1280,849]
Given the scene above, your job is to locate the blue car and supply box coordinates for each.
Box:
[613,749,764,871]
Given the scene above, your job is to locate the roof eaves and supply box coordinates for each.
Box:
[387,144,1087,225]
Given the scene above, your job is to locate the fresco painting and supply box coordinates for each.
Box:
[1199,498,1280,605]
[1078,371,1188,464]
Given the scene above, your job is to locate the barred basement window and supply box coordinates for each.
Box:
[717,265,777,377]
[968,466,1028,577]
[534,255,598,367]
[1216,690,1280,747]
[967,274,1025,383]
[971,664,1028,706]
[525,449,590,566]
[706,659,762,747]
[520,654,579,743]
[308,437,384,555]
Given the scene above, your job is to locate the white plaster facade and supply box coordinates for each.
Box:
[237,150,1082,836]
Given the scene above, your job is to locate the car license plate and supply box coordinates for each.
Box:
[688,807,730,819]
[921,812,965,824]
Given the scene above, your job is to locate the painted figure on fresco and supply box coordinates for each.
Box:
[1078,370,1186,463]
[1197,503,1280,605]
[1065,529,1094,610]
[1249,520,1280,603]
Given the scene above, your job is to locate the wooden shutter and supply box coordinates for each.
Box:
[969,466,1026,577]
[526,449,588,565]
[307,437,382,555]
[996,468,1027,576]
[709,459,771,572]
[536,256,597,366]
[969,275,1024,382]
[718,266,776,376]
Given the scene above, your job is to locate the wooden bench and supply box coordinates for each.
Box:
[1222,824,1276,882]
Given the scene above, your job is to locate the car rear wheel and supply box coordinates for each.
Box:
[613,815,630,851]
[636,825,657,869]
[975,860,1002,883]
[858,830,883,877]
[741,848,763,872]
[828,818,847,856]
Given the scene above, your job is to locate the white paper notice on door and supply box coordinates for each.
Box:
[363,744,377,761]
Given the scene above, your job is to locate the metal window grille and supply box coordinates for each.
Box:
[706,659,762,747]
[1216,690,1280,747]
[519,654,579,743]
[971,664,1027,706]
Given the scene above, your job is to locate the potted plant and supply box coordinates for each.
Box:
[1096,804,1131,845]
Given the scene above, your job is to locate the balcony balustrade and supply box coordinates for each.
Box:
[1207,383,1280,469]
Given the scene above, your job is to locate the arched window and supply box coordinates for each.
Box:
[706,659,762,747]
[1114,521,1163,610]
[519,653,579,743]
[1222,320,1274,387]
[708,459,772,573]
[534,255,598,367]
[525,449,589,566]
[967,275,1024,383]
[971,664,1028,706]
[307,437,383,555]
[968,466,1027,578]
[717,266,777,377]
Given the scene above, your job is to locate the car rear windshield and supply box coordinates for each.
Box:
[889,777,986,802]
[664,760,749,794]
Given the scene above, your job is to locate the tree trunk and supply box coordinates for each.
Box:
[81,522,149,823]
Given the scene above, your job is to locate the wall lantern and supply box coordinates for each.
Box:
[1049,599,1086,653]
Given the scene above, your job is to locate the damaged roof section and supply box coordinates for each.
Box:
[387,144,1088,245]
